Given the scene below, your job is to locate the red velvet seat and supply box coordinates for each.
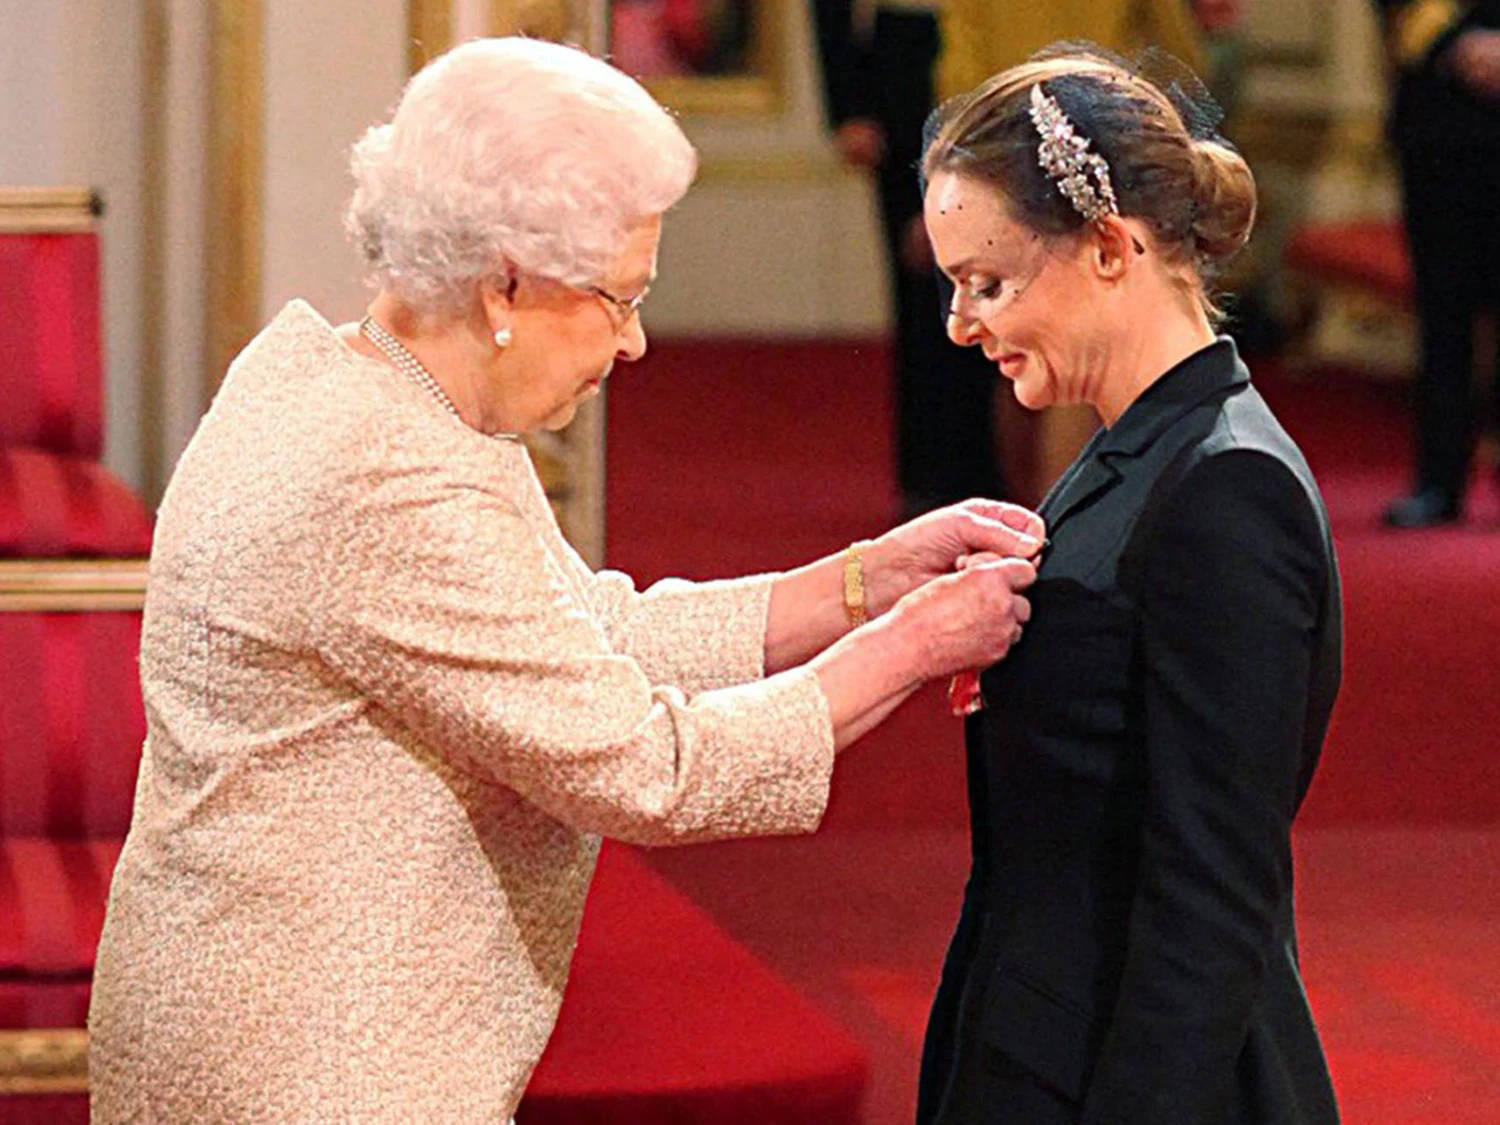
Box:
[0,226,104,459]
[1283,219,1414,306]
[0,608,144,1036]
[0,209,152,562]
[0,839,122,1030]
[0,448,152,558]
[0,611,145,843]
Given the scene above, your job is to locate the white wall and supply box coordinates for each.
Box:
[261,0,407,325]
[644,1,889,337]
[1,0,149,494]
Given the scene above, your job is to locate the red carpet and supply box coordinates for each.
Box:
[523,844,867,1124]
[607,339,1500,1124]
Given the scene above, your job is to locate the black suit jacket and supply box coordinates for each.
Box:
[918,341,1343,1124]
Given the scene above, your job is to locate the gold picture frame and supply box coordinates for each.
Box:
[409,2,788,116]
[205,0,264,399]
[616,0,788,116]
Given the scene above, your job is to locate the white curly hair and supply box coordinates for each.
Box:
[345,38,697,313]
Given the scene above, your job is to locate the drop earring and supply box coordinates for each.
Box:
[493,327,513,349]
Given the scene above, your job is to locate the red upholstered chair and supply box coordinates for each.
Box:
[0,188,150,1117]
[0,190,154,559]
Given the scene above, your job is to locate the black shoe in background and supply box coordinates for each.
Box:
[1382,488,1462,528]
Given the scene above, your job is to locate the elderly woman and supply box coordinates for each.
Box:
[86,38,1042,1123]
[915,47,1343,1124]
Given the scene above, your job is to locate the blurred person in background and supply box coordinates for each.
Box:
[1377,0,1500,527]
[814,0,1002,516]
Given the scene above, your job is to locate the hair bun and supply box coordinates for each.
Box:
[1189,139,1256,263]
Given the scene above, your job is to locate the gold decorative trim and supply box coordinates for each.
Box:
[141,0,170,501]
[0,1029,89,1095]
[205,0,264,399]
[408,0,454,72]
[0,186,100,234]
[636,0,787,117]
[0,559,149,613]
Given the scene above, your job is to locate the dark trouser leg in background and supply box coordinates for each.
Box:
[1387,145,1500,526]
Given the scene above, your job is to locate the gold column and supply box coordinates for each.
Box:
[204,0,264,398]
[140,0,170,498]
[408,0,455,70]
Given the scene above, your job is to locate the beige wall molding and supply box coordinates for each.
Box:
[0,559,149,613]
[1246,3,1336,68]
[205,0,265,400]
[0,187,101,233]
[0,1029,89,1095]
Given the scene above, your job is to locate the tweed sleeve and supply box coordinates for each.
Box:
[315,469,834,846]
[582,569,773,695]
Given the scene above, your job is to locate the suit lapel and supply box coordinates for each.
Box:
[1038,339,1247,536]
[1039,449,1123,534]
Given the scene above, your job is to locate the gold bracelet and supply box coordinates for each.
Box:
[842,542,868,628]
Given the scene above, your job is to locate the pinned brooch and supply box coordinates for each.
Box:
[1028,83,1119,224]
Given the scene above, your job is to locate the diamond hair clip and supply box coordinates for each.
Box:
[1028,83,1119,224]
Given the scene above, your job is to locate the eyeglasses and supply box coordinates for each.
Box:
[588,284,649,326]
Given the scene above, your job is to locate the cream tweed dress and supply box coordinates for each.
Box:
[88,301,836,1122]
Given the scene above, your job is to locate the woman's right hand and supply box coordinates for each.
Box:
[810,552,1036,751]
[885,554,1036,680]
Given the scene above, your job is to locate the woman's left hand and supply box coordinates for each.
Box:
[862,499,1046,617]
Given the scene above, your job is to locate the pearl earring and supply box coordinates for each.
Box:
[494,327,513,349]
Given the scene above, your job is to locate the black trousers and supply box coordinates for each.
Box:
[870,11,999,505]
[1397,143,1500,500]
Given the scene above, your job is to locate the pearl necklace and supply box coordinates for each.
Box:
[359,315,520,442]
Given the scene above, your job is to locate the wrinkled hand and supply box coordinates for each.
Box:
[834,118,886,169]
[1449,29,1500,99]
[888,556,1036,679]
[863,499,1045,617]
